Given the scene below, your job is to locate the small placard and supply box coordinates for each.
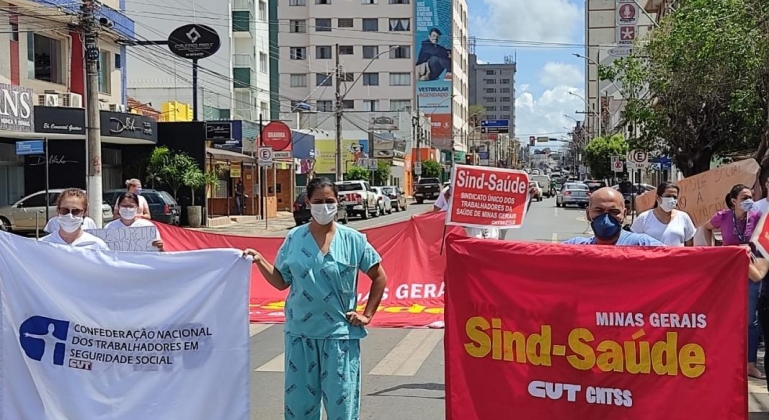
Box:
[86,226,158,252]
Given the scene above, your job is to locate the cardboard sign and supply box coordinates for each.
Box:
[634,159,759,227]
[446,165,530,229]
[87,226,158,252]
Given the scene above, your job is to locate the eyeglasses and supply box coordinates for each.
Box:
[58,207,84,217]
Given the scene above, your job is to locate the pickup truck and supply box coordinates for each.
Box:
[335,180,380,219]
[414,177,443,204]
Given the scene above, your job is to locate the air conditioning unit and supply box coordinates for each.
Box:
[38,94,60,107]
[61,93,83,108]
[109,103,126,112]
[98,101,110,110]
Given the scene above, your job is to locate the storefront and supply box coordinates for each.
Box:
[0,83,33,206]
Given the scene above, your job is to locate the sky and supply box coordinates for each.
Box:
[467,0,586,151]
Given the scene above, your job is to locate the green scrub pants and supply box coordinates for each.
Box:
[283,334,362,420]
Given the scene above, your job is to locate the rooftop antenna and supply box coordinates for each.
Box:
[469,36,476,55]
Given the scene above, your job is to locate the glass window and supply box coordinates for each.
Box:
[98,50,111,93]
[316,73,332,86]
[289,20,306,33]
[362,0,377,3]
[21,193,47,207]
[338,18,353,28]
[338,45,354,55]
[289,0,306,5]
[363,100,379,111]
[316,46,332,59]
[317,100,333,112]
[260,101,269,116]
[27,33,62,84]
[362,73,379,86]
[290,74,307,87]
[258,1,267,20]
[316,0,330,4]
[315,18,332,31]
[362,18,378,32]
[259,52,267,73]
[389,72,410,86]
[362,45,379,59]
[389,99,410,111]
[389,45,410,59]
[486,70,495,76]
[341,72,354,82]
[290,47,306,60]
[389,18,410,31]
[342,100,354,109]
[389,0,409,3]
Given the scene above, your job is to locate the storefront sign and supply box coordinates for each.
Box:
[0,83,34,132]
[260,121,292,151]
[369,114,399,131]
[100,111,158,142]
[168,24,221,60]
[34,106,85,135]
[206,122,232,140]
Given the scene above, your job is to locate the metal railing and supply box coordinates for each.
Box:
[232,0,254,11]
[232,54,255,69]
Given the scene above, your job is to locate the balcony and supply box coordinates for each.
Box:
[233,68,253,89]
[232,11,254,37]
[232,0,254,11]
[233,54,255,70]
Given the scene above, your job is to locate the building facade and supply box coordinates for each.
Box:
[125,0,271,121]
[468,53,516,136]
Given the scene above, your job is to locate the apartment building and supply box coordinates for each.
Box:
[468,53,516,136]
[125,0,271,121]
[0,0,138,206]
[278,0,416,116]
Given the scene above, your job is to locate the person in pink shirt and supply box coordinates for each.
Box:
[702,183,764,379]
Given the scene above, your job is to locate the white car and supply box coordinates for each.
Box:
[372,187,393,215]
[529,181,543,202]
[0,189,113,234]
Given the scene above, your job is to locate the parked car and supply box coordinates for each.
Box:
[372,187,393,215]
[531,175,552,197]
[103,189,181,225]
[292,192,348,226]
[529,181,543,201]
[414,177,443,204]
[0,189,113,234]
[583,179,607,192]
[335,180,379,219]
[381,186,408,211]
[556,183,591,208]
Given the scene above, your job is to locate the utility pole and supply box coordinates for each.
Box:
[334,43,343,181]
[82,0,103,226]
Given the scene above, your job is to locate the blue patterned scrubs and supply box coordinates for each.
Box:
[275,224,381,420]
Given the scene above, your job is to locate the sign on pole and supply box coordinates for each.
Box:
[15,140,45,156]
[626,150,649,169]
[414,161,422,176]
[357,158,378,171]
[257,147,273,167]
[611,155,623,172]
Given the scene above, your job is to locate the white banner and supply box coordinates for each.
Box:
[0,232,251,420]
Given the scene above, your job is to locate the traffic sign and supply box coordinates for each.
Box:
[611,155,623,172]
[258,147,273,167]
[627,149,649,169]
[15,140,44,156]
[480,119,510,134]
[617,3,638,25]
[260,121,292,151]
[617,25,637,46]
[357,158,378,170]
[273,151,292,159]
[414,161,422,176]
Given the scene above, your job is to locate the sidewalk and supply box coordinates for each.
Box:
[192,212,295,237]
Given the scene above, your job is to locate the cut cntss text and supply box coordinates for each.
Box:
[455,170,527,193]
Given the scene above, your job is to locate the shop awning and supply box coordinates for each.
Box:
[206,147,255,163]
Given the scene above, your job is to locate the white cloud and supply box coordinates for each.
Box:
[473,0,581,43]
[540,62,584,87]
[515,85,585,139]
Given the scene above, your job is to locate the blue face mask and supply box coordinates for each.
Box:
[590,213,622,240]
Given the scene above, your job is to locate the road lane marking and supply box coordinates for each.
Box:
[369,330,444,376]
[551,233,558,243]
[255,353,285,372]
[249,324,272,337]
[554,208,559,218]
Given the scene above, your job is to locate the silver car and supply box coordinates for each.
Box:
[0,189,113,234]
[556,183,590,208]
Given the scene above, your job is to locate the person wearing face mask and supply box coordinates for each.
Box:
[563,187,664,246]
[39,188,109,250]
[630,182,696,246]
[702,183,764,380]
[242,176,387,420]
[104,193,164,251]
[114,178,151,219]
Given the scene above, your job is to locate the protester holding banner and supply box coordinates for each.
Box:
[630,182,696,246]
[39,188,109,250]
[243,176,387,420]
[105,192,164,251]
[702,183,765,379]
[114,178,151,219]
[564,187,664,246]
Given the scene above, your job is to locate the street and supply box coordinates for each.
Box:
[239,198,769,419]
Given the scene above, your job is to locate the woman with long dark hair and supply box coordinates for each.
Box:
[702,183,764,379]
[104,192,164,251]
[630,182,695,246]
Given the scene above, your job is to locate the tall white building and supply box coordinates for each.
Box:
[125,0,271,121]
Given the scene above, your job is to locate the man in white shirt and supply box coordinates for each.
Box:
[432,184,503,239]
[753,179,769,215]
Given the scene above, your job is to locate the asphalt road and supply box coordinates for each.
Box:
[246,197,769,419]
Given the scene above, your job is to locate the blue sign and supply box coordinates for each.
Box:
[651,156,672,171]
[16,140,44,156]
[480,119,510,128]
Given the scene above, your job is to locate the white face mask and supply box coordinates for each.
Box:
[57,214,83,233]
[310,203,338,225]
[119,206,138,220]
[659,197,677,212]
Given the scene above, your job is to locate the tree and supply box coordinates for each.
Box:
[600,0,769,177]
[146,146,171,188]
[346,166,369,181]
[182,166,205,206]
[374,160,391,185]
[583,134,628,180]
[146,146,197,200]
[420,159,442,178]
[468,105,486,127]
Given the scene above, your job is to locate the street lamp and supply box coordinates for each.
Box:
[568,91,601,138]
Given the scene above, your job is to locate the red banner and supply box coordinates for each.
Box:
[156,213,462,327]
[448,165,530,229]
[445,236,748,420]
